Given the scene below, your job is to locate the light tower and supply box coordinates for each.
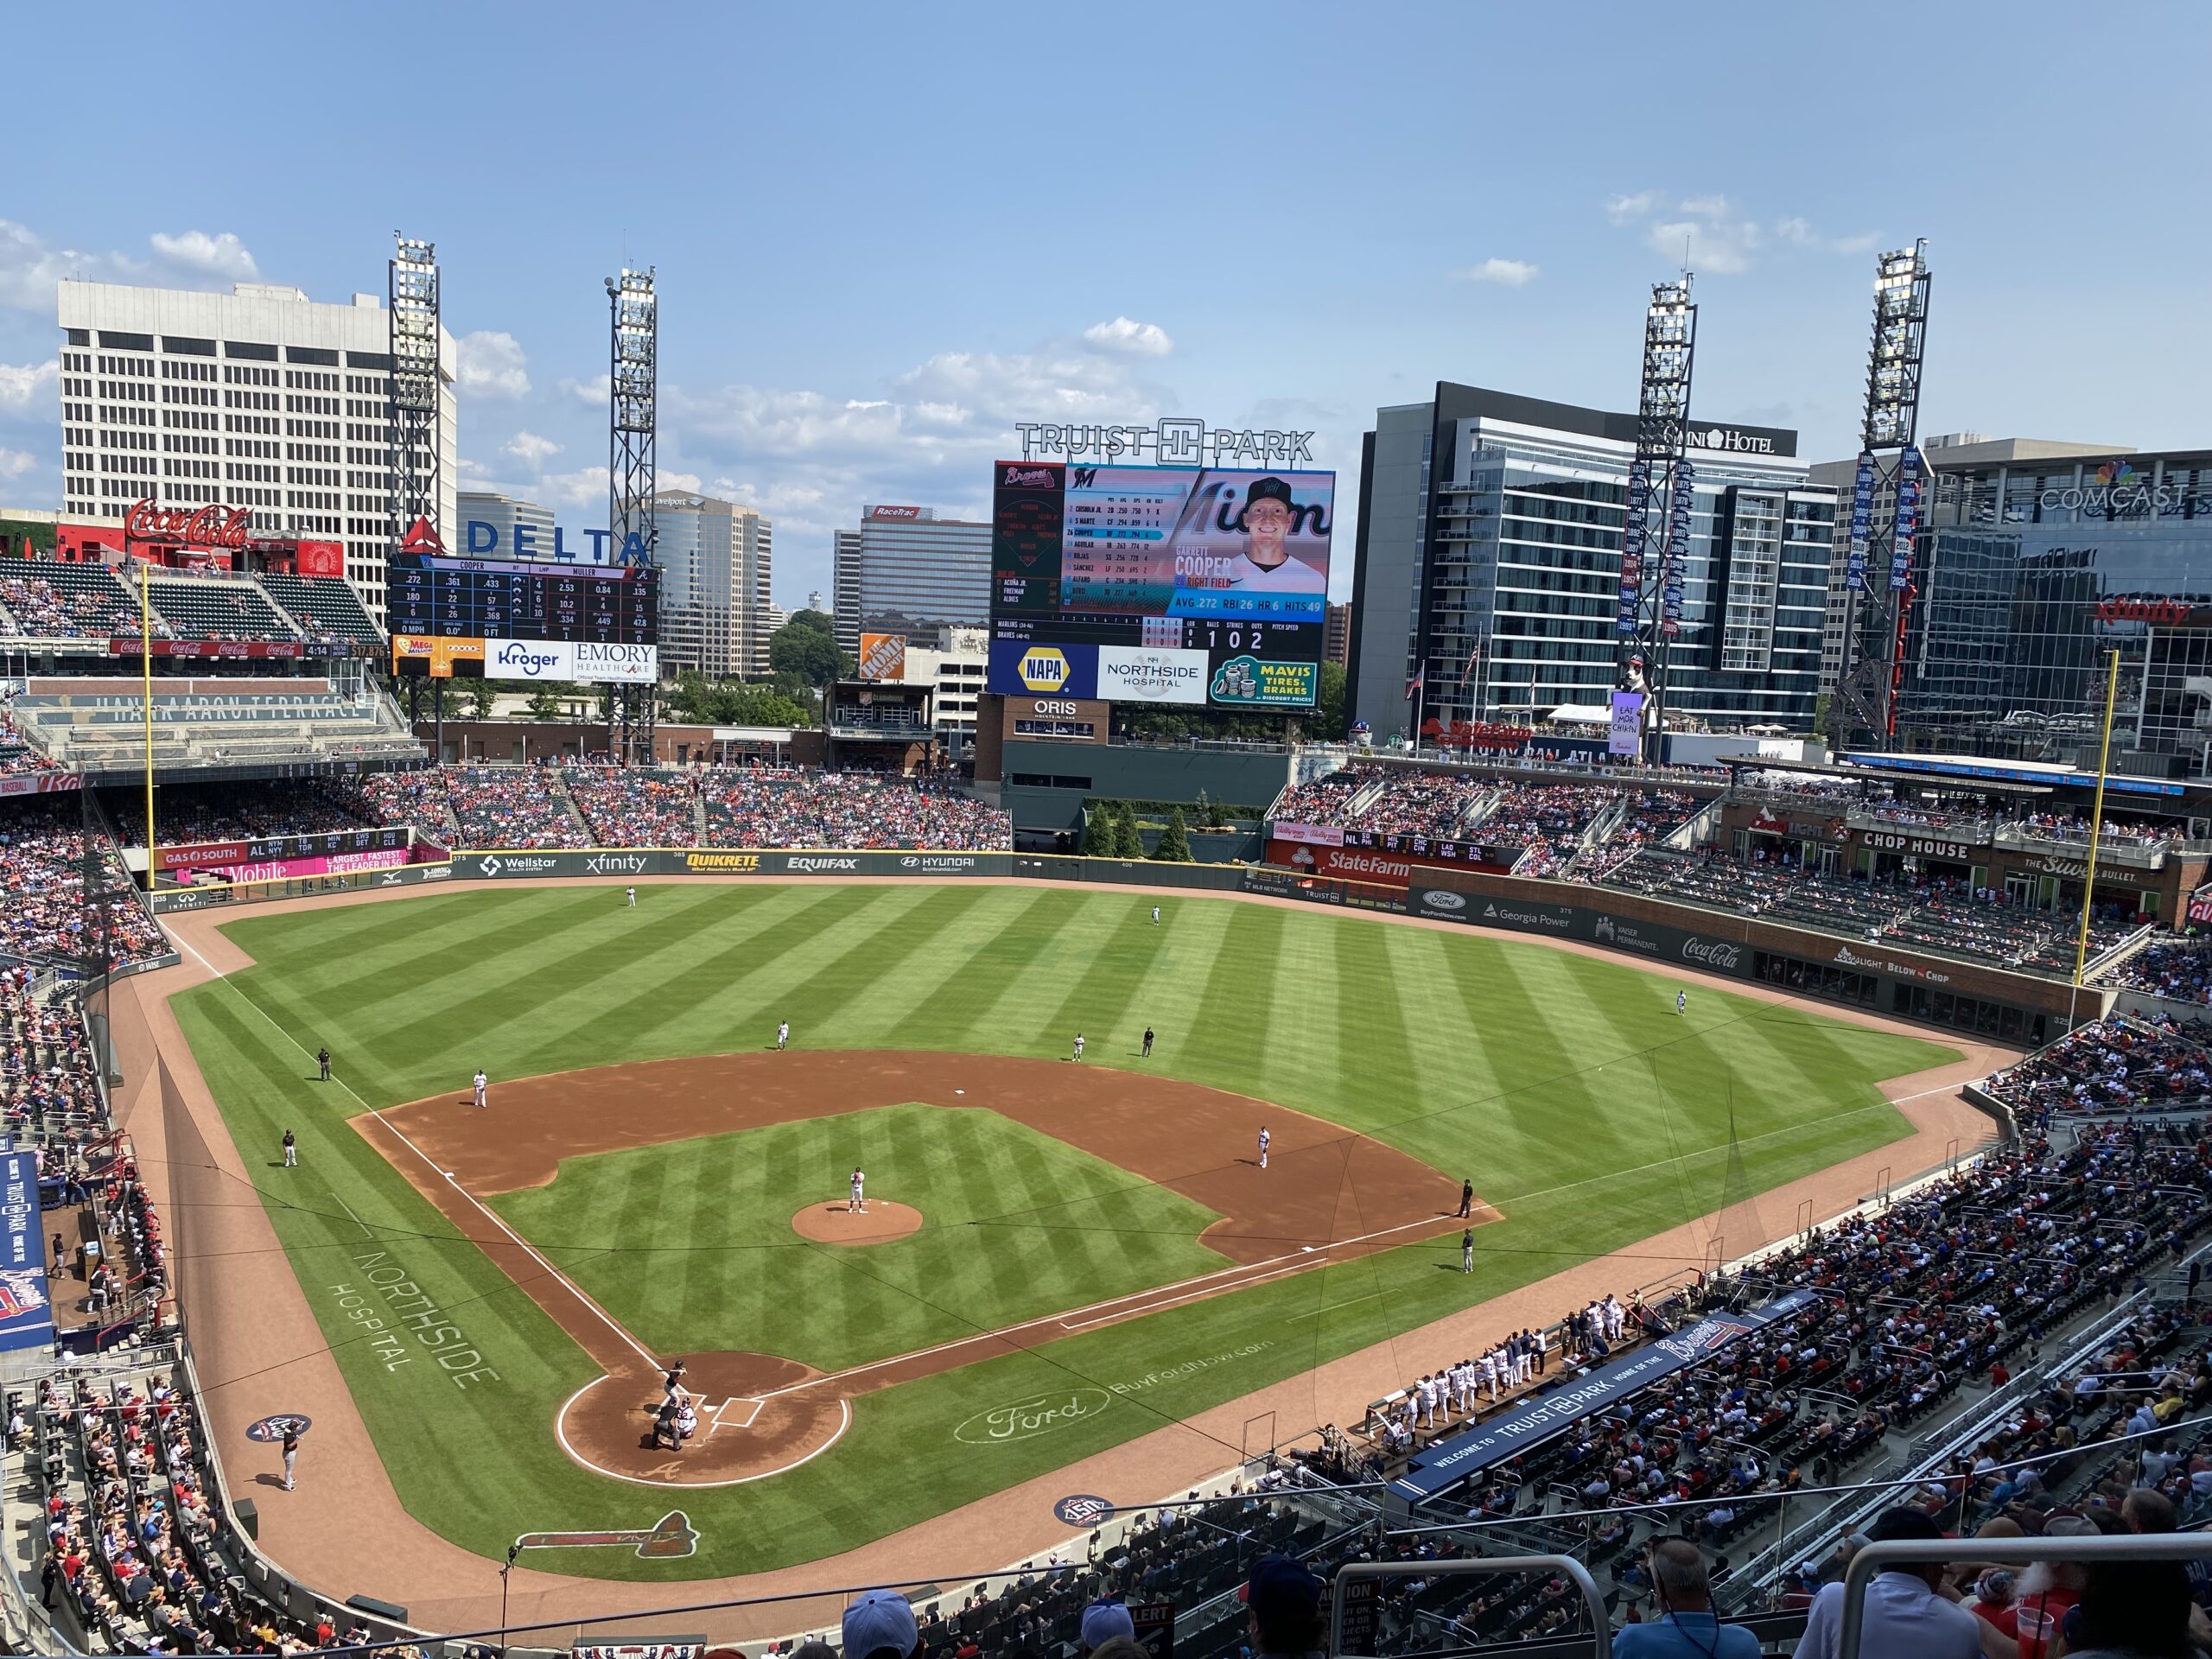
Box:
[388,234,442,548]
[607,268,658,763]
[1831,239,1933,750]
[1612,276,1697,763]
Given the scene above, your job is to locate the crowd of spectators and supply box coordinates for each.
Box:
[0,967,105,1153]
[1478,782,1624,876]
[0,699,61,777]
[1579,789,1701,879]
[696,768,1011,850]
[565,766,702,848]
[353,770,461,842]
[2104,939,2212,1005]
[442,767,589,849]
[0,564,162,642]
[2012,810,2195,849]
[1983,1014,2212,1117]
[0,800,168,967]
[106,780,376,850]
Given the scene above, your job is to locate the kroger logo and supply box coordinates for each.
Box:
[787,856,859,872]
[1421,890,1467,912]
[493,642,564,677]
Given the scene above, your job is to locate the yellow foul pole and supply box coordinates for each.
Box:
[141,562,156,888]
[2070,646,2121,991]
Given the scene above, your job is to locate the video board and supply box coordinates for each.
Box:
[988,461,1332,709]
[386,552,659,681]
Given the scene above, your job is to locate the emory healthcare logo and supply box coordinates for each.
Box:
[1016,646,1073,692]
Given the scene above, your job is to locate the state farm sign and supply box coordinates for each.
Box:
[125,498,251,550]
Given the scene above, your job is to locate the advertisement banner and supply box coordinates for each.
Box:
[857,632,907,682]
[157,826,409,873]
[1267,841,1415,889]
[1659,461,1694,637]
[1268,821,1346,849]
[1889,444,1923,593]
[1394,1290,1819,1497]
[392,634,486,678]
[0,773,83,799]
[1096,645,1208,705]
[1616,458,1650,638]
[0,1150,54,1353]
[1846,450,1876,590]
[486,638,576,681]
[1403,886,1751,976]
[108,639,303,660]
[177,848,410,882]
[1209,654,1317,707]
[1608,690,1643,758]
[575,641,658,684]
[987,639,1098,698]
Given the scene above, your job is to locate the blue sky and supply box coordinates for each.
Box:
[3,3,2206,607]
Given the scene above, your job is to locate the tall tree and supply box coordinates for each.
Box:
[1152,807,1193,862]
[769,616,849,688]
[1078,801,1109,856]
[1112,800,1146,861]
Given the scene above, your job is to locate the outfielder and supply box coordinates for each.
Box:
[1151,906,1160,925]
[1677,989,1687,1017]
[777,1020,789,1051]
[1257,1125,1270,1169]
[473,1069,488,1109]
[1072,1033,1085,1062]
[626,887,637,907]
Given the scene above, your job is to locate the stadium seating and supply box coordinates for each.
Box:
[251,574,383,647]
[2102,939,2212,1004]
[10,681,421,772]
[566,766,702,847]
[141,576,300,645]
[0,798,168,968]
[443,767,589,849]
[1983,1014,2212,1116]
[105,779,380,849]
[0,558,165,642]
[697,768,1011,850]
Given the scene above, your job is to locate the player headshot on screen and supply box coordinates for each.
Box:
[1230,478,1324,594]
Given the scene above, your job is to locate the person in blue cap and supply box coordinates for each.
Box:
[1241,1554,1326,1659]
[842,1588,918,1659]
[1080,1598,1136,1656]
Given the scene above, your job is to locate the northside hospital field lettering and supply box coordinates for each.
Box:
[327,1251,499,1389]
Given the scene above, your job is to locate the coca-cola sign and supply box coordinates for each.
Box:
[125,498,251,550]
[1681,938,1745,971]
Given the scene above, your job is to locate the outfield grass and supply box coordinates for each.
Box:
[172,882,1956,1578]
[488,1103,1227,1369]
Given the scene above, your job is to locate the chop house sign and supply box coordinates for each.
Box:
[125,497,251,550]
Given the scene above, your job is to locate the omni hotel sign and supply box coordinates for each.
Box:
[1015,418,1315,467]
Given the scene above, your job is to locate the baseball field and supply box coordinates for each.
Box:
[168,880,1955,1580]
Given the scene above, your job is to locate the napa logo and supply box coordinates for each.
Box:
[1016,646,1073,692]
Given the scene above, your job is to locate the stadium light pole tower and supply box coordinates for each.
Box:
[391,234,443,734]
[1829,239,1933,752]
[607,269,658,765]
[1613,276,1697,765]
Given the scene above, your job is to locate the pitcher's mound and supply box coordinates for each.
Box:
[791,1200,923,1244]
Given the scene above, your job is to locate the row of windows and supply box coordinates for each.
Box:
[100,428,154,451]
[228,388,278,410]
[162,409,217,432]
[162,384,217,406]
[161,359,216,383]
[164,459,218,480]
[288,467,339,487]
[98,378,152,403]
[286,393,338,416]
[289,417,337,440]
[288,441,339,463]
[161,433,217,455]
[285,370,338,392]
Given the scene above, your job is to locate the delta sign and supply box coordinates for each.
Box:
[461,520,652,564]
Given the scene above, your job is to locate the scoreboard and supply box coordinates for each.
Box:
[386,553,658,644]
[988,461,1332,709]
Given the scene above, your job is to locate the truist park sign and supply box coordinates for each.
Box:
[1016,417,1314,467]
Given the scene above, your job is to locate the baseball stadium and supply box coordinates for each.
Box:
[1,467,2209,1659]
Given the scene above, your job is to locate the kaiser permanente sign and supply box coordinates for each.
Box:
[1391,1289,1820,1500]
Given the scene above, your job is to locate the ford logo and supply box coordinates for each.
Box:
[1422,890,1467,912]
[954,1388,1113,1445]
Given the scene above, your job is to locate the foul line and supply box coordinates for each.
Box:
[172,931,663,1376]
[761,1211,1456,1401]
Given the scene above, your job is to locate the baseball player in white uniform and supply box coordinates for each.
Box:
[1072,1032,1085,1061]
[626,887,636,907]
[777,1020,789,1051]
[472,1069,488,1109]
[1257,1125,1270,1169]
[1482,1349,1501,1401]
[1152,906,1160,924]
[849,1166,865,1213]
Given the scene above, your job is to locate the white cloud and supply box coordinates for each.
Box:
[0,448,36,480]
[0,220,268,310]
[149,230,259,283]
[560,372,611,405]
[0,358,58,410]
[1082,315,1174,357]
[1650,215,1758,274]
[500,430,562,467]
[658,468,705,494]
[1453,257,1540,287]
[1676,193,1732,219]
[1605,191,1661,224]
[456,330,531,399]
[1776,217,1881,256]
[537,466,609,509]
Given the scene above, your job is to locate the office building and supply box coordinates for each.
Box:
[1324,601,1353,669]
[652,491,773,678]
[56,278,456,625]
[1867,439,2212,766]
[830,505,990,655]
[456,490,554,560]
[1348,384,1832,741]
[903,625,990,755]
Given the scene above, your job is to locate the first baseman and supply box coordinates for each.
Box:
[472,1069,488,1109]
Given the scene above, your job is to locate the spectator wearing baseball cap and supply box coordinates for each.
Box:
[1080,1597,1136,1655]
[842,1589,918,1659]
[1240,1554,1325,1659]
[1792,1508,1982,1659]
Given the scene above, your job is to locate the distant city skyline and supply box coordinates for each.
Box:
[2,2,2206,610]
